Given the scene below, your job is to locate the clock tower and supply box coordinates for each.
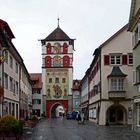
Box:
[41,21,74,118]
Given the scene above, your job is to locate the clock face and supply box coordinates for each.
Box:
[53,56,61,67]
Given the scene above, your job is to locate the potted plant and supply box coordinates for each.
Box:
[0,114,24,139]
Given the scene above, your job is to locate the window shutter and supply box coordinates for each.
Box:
[104,55,109,65]
[138,24,140,41]
[122,55,127,65]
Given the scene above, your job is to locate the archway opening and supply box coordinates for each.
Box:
[107,105,126,125]
[51,104,65,118]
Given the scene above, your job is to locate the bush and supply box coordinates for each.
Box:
[0,114,24,131]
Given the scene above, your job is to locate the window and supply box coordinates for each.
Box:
[136,66,140,83]
[9,77,13,92]
[110,54,121,65]
[128,53,133,65]
[15,62,18,73]
[4,51,8,64]
[49,78,52,83]
[93,85,98,95]
[32,99,41,105]
[9,102,11,114]
[75,101,80,107]
[110,78,124,91]
[62,78,66,83]
[137,104,140,126]
[32,89,40,94]
[15,82,18,94]
[9,56,13,68]
[133,24,140,47]
[4,73,8,89]
[12,103,15,116]
[55,78,59,83]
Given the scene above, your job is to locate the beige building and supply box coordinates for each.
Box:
[88,24,133,125]
[128,0,140,131]
[0,19,32,120]
[0,19,22,119]
[19,63,32,120]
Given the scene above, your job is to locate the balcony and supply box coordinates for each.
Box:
[108,91,126,99]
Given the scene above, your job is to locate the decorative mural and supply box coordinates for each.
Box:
[53,85,62,98]
[53,42,61,53]
[53,55,61,67]
[46,68,69,100]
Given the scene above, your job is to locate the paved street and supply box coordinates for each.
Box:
[17,118,140,140]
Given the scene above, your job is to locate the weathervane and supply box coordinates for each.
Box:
[57,17,60,28]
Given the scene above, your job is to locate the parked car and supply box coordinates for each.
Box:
[66,111,78,119]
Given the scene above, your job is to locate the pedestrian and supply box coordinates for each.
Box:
[81,112,85,124]
[77,111,81,123]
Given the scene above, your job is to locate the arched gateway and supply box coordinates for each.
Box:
[41,20,75,118]
[106,104,127,125]
[46,100,68,118]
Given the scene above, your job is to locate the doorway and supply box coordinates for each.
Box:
[107,105,126,125]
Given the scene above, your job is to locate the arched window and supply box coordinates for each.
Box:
[46,43,52,54]
[63,42,68,53]
[63,56,70,67]
[45,56,52,67]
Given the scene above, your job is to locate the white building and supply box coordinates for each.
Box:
[88,24,133,125]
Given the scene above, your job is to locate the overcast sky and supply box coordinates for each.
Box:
[0,0,131,79]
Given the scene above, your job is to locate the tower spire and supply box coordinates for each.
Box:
[57,17,60,28]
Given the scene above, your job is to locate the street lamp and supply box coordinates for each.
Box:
[0,47,8,116]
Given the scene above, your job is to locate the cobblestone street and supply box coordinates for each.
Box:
[18,118,140,140]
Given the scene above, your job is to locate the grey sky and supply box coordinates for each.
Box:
[0,0,131,79]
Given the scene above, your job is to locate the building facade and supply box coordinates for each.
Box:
[0,19,22,119]
[41,23,74,118]
[72,80,81,112]
[80,73,89,120]
[30,73,42,117]
[88,24,133,125]
[128,0,140,131]
[19,63,32,120]
[0,19,32,120]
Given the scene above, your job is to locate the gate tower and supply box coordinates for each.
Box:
[41,20,75,118]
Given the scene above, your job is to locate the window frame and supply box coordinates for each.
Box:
[9,55,13,68]
[110,78,125,91]
[110,54,122,65]
[128,53,133,65]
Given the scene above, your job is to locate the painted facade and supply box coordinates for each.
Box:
[41,23,74,118]
[128,0,140,131]
[88,24,133,125]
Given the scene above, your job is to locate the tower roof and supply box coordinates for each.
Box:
[42,26,72,43]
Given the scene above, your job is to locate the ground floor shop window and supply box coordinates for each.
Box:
[137,104,140,126]
[89,108,96,119]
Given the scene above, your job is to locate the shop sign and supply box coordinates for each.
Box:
[134,97,140,103]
